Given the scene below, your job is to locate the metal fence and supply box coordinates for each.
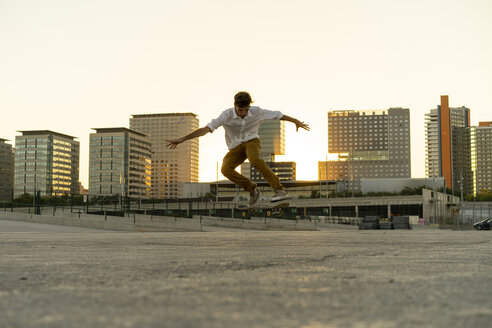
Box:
[4,199,490,227]
[460,202,492,225]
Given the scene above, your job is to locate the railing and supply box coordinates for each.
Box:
[2,199,484,227]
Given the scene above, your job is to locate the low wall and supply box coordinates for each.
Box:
[0,211,324,232]
[0,211,202,232]
[438,224,474,231]
[0,211,368,232]
[197,215,317,231]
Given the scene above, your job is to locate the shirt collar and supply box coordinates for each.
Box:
[232,107,253,119]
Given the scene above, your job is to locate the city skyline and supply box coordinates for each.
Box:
[1,0,492,187]
[3,100,485,191]
[0,96,488,189]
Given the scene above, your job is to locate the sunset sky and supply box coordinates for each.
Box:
[1,0,491,187]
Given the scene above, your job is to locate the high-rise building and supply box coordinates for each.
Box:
[469,122,492,195]
[258,120,285,161]
[130,113,199,199]
[0,139,14,201]
[89,128,151,199]
[425,95,471,193]
[322,108,411,191]
[14,131,80,198]
[240,119,296,182]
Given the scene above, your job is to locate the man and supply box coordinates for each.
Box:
[167,91,310,205]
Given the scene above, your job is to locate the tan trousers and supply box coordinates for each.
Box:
[221,138,284,192]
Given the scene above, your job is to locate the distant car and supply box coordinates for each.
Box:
[473,218,492,230]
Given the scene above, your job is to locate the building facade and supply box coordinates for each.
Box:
[208,180,342,201]
[0,139,14,201]
[321,108,411,191]
[130,113,199,199]
[360,177,446,194]
[241,161,296,182]
[89,128,151,200]
[257,120,285,161]
[425,95,472,194]
[469,122,492,195]
[14,131,80,198]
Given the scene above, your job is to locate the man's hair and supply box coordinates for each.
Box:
[234,91,252,108]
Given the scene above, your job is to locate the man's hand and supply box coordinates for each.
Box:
[295,120,310,132]
[166,138,183,149]
[167,127,212,149]
[280,115,310,132]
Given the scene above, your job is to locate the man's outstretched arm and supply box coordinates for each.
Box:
[280,115,310,132]
[166,126,212,149]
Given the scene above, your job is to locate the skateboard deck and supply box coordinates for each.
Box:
[239,202,289,219]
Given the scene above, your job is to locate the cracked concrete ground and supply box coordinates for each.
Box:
[1,219,491,328]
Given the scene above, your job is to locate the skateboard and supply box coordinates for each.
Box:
[239,202,289,219]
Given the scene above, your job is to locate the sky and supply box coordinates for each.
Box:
[1,0,492,187]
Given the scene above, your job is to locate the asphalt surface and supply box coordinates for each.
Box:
[1,219,491,328]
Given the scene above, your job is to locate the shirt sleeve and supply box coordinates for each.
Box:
[260,108,283,121]
[206,110,229,132]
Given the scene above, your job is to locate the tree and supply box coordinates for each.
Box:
[13,193,33,204]
[476,190,492,201]
[400,186,424,196]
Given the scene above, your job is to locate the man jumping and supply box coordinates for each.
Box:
[167,91,310,206]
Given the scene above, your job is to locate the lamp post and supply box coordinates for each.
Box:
[216,161,219,202]
[460,169,463,225]
[325,155,328,198]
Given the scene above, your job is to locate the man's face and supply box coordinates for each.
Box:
[235,105,250,119]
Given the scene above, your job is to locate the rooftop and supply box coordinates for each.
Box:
[91,127,149,138]
[17,130,77,140]
[131,113,197,118]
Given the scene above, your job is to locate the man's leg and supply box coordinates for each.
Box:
[221,144,256,192]
[244,139,284,191]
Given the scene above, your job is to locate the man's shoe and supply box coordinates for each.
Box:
[249,188,261,206]
[271,189,291,202]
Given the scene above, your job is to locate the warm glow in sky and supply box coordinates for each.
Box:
[1,0,492,187]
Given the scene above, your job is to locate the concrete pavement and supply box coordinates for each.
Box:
[1,219,491,328]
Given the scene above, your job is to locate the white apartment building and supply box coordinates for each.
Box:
[89,128,152,200]
[14,131,80,198]
[130,113,199,199]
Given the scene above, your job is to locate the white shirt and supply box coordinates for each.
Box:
[206,106,283,150]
